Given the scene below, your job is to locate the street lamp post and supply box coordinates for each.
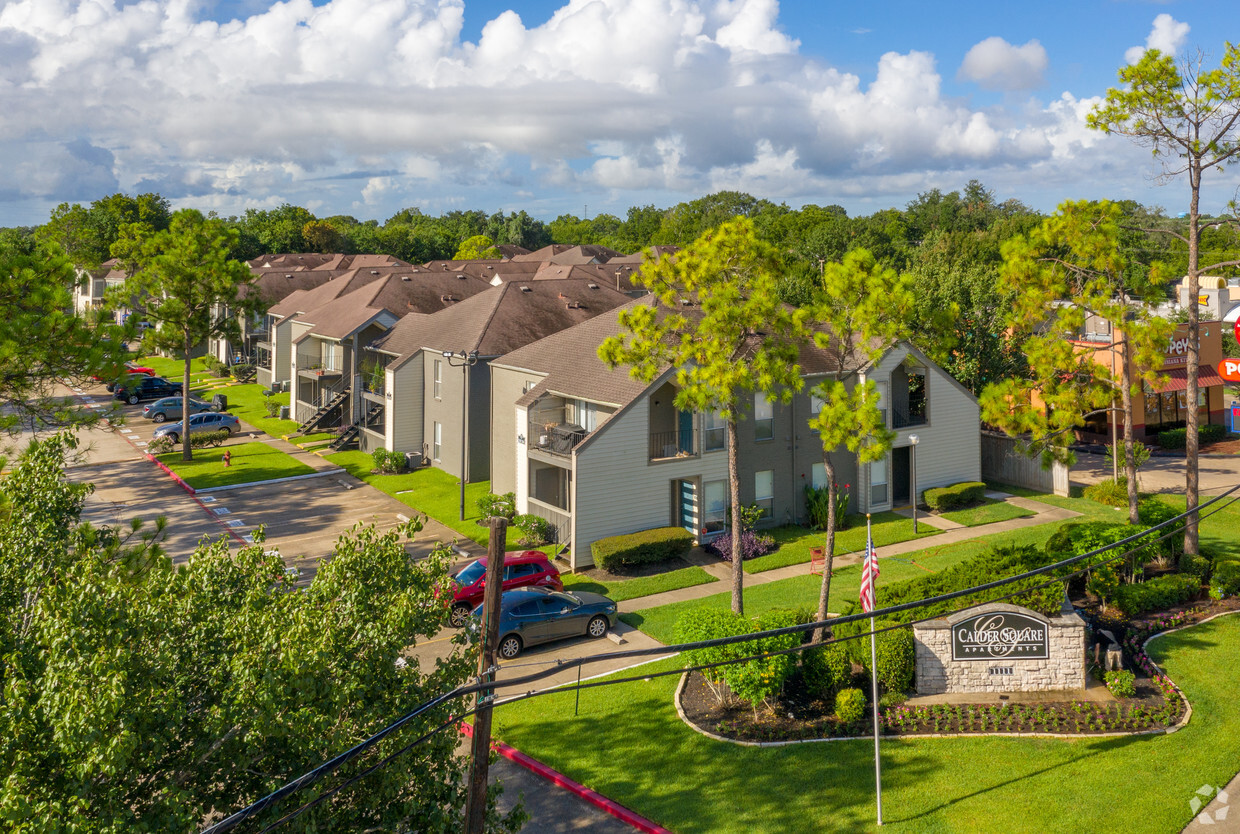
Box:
[908,434,920,534]
[444,349,479,521]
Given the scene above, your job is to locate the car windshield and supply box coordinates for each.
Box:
[454,561,485,586]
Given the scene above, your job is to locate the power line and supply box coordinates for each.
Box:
[203,486,1238,832]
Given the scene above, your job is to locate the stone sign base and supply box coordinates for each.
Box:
[914,600,1085,695]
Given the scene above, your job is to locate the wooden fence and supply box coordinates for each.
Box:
[980,432,1070,497]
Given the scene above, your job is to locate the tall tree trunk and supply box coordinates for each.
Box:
[728,419,743,615]
[182,331,193,462]
[814,455,838,642]
[1184,161,1202,556]
[1119,332,1139,525]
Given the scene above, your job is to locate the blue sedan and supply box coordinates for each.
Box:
[479,587,618,659]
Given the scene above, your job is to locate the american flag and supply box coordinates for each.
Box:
[859,526,879,614]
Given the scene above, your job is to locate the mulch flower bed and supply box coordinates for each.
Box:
[679,599,1240,744]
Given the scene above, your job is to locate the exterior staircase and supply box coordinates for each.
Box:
[328,404,383,452]
[297,388,348,434]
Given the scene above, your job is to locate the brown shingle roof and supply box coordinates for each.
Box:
[295,271,491,340]
[268,268,389,320]
[370,279,633,368]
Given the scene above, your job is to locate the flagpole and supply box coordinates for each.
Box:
[867,514,883,826]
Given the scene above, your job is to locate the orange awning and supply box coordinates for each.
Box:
[1147,367,1227,394]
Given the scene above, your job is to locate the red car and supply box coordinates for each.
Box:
[447,551,563,627]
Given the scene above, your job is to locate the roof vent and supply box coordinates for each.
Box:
[680,298,692,306]
[587,283,598,289]
[401,275,412,282]
[457,274,467,279]
[486,265,494,270]
[520,286,532,292]
[284,274,293,279]
[441,294,455,302]
[371,270,380,275]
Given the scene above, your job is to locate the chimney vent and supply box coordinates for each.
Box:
[587,283,598,289]
[519,286,532,292]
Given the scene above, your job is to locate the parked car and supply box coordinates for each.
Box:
[103,364,156,391]
[475,587,618,659]
[152,412,241,444]
[447,551,563,627]
[115,376,182,404]
[142,396,214,422]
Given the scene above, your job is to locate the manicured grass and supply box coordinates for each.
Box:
[325,451,523,550]
[743,513,940,574]
[155,441,316,489]
[136,355,221,388]
[624,491,1125,642]
[561,566,719,602]
[939,497,1036,527]
[493,613,1240,833]
[212,383,300,437]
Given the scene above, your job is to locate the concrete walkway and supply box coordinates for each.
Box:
[619,491,1081,614]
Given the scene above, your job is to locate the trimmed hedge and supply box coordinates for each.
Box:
[835,688,867,723]
[591,526,694,571]
[1112,573,1200,617]
[924,481,987,512]
[1210,560,1240,600]
[1158,423,1227,450]
[1178,553,1212,583]
[861,627,915,694]
[802,642,852,699]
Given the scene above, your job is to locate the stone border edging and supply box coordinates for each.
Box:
[459,722,672,834]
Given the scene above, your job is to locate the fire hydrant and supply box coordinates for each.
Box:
[222,450,231,468]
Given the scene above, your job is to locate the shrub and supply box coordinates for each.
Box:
[707,528,776,562]
[228,362,254,378]
[371,448,407,474]
[591,527,693,571]
[834,688,867,724]
[854,627,915,694]
[802,642,852,700]
[1083,478,1128,508]
[1159,424,1226,450]
[147,436,173,454]
[1105,669,1137,698]
[476,492,516,520]
[1200,424,1226,444]
[263,397,281,418]
[675,609,751,705]
[189,430,230,449]
[804,483,851,531]
[1178,552,1212,583]
[1138,498,1184,561]
[1046,518,1167,581]
[1086,562,1121,611]
[1112,573,1200,617]
[202,354,224,375]
[512,514,554,547]
[724,610,801,715]
[923,481,986,512]
[1209,560,1240,600]
[878,691,907,710]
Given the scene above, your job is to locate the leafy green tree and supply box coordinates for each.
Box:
[979,201,1174,522]
[805,249,912,633]
[0,432,523,832]
[36,193,172,268]
[453,234,502,259]
[599,217,804,614]
[1089,43,1240,554]
[237,204,316,254]
[301,219,346,253]
[0,241,129,435]
[111,210,260,460]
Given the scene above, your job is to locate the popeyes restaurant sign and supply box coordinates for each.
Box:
[1221,320,1240,382]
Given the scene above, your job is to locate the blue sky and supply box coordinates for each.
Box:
[1,0,1238,229]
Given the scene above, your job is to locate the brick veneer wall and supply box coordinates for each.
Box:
[913,601,1086,695]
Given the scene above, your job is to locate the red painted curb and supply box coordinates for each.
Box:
[459,723,671,834]
[146,453,196,495]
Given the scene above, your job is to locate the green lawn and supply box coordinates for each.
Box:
[213,384,300,437]
[939,497,1036,527]
[492,613,1240,833]
[136,355,223,389]
[625,491,1126,642]
[743,513,940,574]
[561,566,719,602]
[155,441,316,489]
[325,451,523,551]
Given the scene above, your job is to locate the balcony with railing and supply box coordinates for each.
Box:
[890,358,928,429]
[649,428,697,460]
[647,380,700,461]
[296,350,344,382]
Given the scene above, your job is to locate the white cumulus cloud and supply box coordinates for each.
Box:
[1125,13,1189,64]
[957,36,1047,91]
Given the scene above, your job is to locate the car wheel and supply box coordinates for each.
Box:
[221,426,232,436]
[127,394,139,405]
[449,604,471,628]
[498,634,523,659]
[166,433,179,444]
[587,616,609,639]
[152,412,166,423]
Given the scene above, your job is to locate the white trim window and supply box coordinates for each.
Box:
[811,462,827,490]
[433,421,442,461]
[810,392,825,414]
[703,409,726,452]
[754,394,774,441]
[703,479,728,535]
[870,456,888,506]
[755,469,774,519]
[433,360,442,400]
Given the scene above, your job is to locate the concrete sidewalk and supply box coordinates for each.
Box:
[619,491,1081,614]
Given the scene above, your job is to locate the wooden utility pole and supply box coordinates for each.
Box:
[464,516,507,833]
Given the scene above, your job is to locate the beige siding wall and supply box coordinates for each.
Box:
[490,367,544,494]
[388,358,424,457]
[572,393,730,570]
[863,346,980,511]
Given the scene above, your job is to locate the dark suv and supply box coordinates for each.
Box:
[447,551,563,627]
[115,376,183,405]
